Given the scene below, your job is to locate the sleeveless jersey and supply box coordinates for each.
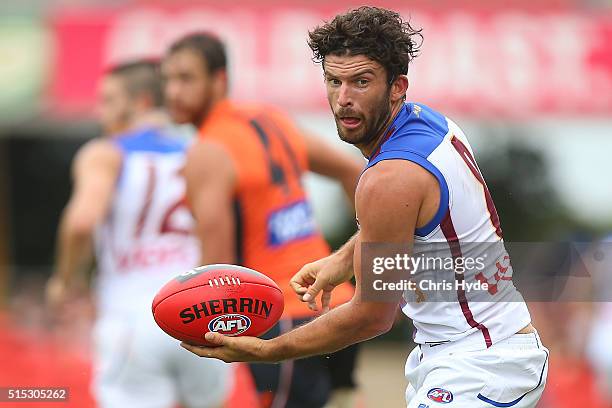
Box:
[94,127,200,316]
[365,103,531,347]
[198,100,354,318]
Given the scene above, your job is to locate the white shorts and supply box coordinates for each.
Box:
[405,331,548,408]
[92,312,232,408]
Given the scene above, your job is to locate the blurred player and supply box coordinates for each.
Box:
[162,33,363,408]
[180,7,550,408]
[46,60,231,408]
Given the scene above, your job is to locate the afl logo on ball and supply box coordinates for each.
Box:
[427,388,453,404]
[208,314,251,336]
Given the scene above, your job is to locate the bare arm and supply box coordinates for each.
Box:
[182,159,436,362]
[47,140,121,305]
[302,132,363,206]
[184,140,237,265]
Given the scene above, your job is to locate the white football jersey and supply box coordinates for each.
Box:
[365,103,531,347]
[94,127,200,316]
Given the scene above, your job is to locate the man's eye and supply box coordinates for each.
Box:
[357,79,369,86]
[328,78,341,86]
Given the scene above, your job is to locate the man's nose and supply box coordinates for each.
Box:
[337,83,353,108]
[165,81,180,100]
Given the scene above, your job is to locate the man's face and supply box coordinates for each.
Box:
[96,75,133,135]
[323,54,392,147]
[162,48,214,126]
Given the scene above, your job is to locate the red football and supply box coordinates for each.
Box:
[152,264,284,346]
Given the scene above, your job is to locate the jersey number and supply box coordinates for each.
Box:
[135,160,190,238]
[249,115,302,195]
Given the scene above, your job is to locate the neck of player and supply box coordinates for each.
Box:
[358,100,404,158]
[131,109,170,131]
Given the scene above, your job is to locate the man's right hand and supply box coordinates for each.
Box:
[289,252,354,313]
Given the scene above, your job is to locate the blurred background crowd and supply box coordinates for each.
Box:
[1,0,611,407]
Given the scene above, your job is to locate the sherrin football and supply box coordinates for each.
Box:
[152,264,284,346]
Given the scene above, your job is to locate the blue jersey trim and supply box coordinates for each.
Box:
[112,127,187,189]
[367,150,449,237]
[409,103,450,139]
[368,103,449,161]
[114,127,186,154]
[476,348,549,407]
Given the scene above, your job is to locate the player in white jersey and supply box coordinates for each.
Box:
[46,61,230,408]
[179,7,548,408]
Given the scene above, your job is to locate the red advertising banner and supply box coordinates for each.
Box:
[47,4,612,117]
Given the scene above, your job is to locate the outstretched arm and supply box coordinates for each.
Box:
[181,159,435,362]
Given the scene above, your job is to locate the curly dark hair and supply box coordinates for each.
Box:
[308,6,423,82]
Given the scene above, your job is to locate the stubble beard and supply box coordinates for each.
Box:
[190,84,215,128]
[335,91,392,148]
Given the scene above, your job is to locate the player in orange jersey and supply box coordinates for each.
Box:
[162,33,364,408]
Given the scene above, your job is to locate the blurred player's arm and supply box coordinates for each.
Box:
[47,140,121,306]
[288,134,363,311]
[183,159,432,362]
[302,132,362,206]
[184,140,237,265]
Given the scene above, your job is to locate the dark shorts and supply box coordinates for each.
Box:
[248,317,359,408]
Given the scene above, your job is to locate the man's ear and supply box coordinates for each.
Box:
[390,75,409,103]
[213,70,228,96]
